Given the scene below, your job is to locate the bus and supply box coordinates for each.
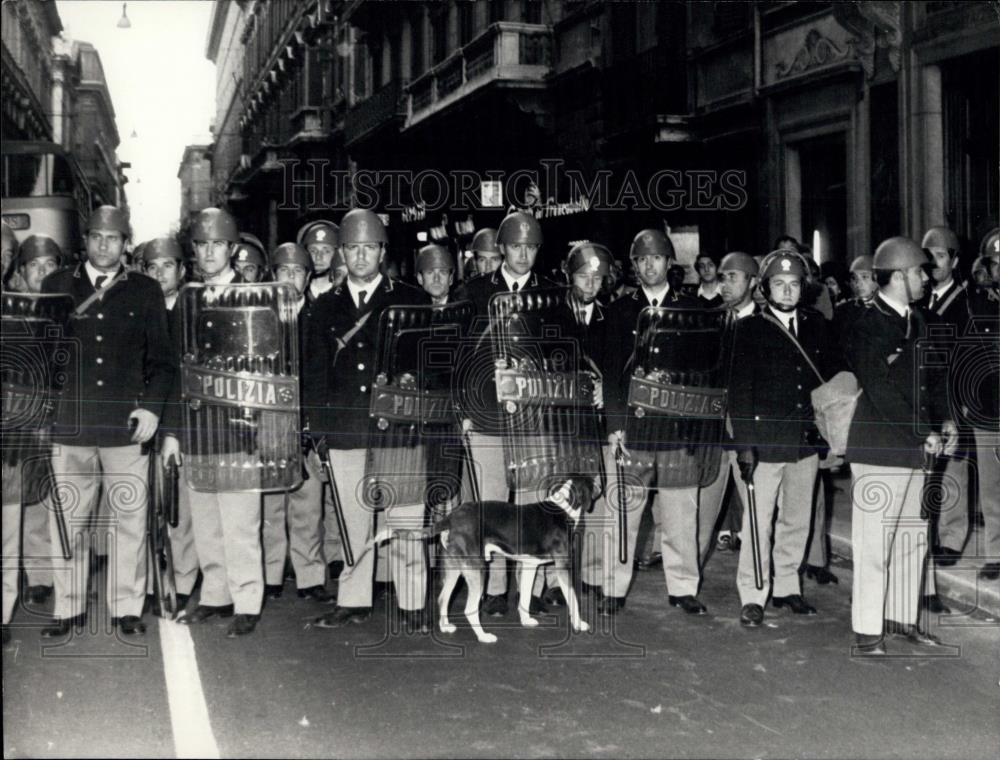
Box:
[1,141,92,260]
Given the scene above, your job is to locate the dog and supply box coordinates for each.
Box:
[365,475,595,643]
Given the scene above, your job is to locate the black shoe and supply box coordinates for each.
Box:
[483,594,508,617]
[636,552,662,570]
[1,625,10,646]
[225,614,260,637]
[803,565,839,585]
[297,585,335,603]
[113,615,146,636]
[772,594,817,615]
[740,603,764,627]
[934,547,961,567]
[730,534,742,551]
[979,562,1000,580]
[175,593,191,614]
[374,581,394,601]
[178,604,234,624]
[327,560,345,580]
[399,609,430,634]
[542,586,566,608]
[264,584,284,600]
[26,585,53,605]
[854,633,886,655]
[885,620,945,647]
[922,594,951,615]
[312,606,371,628]
[528,596,548,615]
[581,582,603,598]
[668,595,707,615]
[40,614,85,638]
[597,596,624,617]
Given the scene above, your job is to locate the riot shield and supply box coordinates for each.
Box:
[362,301,474,511]
[624,306,733,487]
[488,287,603,493]
[179,283,302,493]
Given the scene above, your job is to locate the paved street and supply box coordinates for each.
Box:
[4,521,998,759]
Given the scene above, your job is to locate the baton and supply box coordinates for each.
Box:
[745,473,764,591]
[50,468,72,560]
[615,442,628,565]
[462,429,481,504]
[313,438,355,568]
[165,455,180,528]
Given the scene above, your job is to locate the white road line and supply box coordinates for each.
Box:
[158,618,221,759]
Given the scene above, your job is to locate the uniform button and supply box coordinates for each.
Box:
[796,384,802,390]
[96,380,104,387]
[96,335,103,342]
[97,313,104,320]
[96,358,103,364]
[357,363,365,371]
[360,385,367,392]
[357,342,364,348]
[796,403,803,409]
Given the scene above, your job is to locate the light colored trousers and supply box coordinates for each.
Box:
[186,466,263,615]
[850,462,929,635]
[22,499,52,586]
[331,448,427,611]
[48,444,149,619]
[262,453,325,589]
[973,427,1000,561]
[589,446,728,599]
[1,483,21,624]
[737,455,818,607]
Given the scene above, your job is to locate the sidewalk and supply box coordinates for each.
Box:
[825,470,1000,619]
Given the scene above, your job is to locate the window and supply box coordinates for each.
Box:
[489,0,505,24]
[522,0,541,24]
[411,11,426,76]
[458,1,477,45]
[432,7,448,64]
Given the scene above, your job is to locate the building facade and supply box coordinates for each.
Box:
[178,144,214,222]
[1,0,63,141]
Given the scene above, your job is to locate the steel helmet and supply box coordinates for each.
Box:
[921,226,960,255]
[339,209,387,245]
[718,251,759,277]
[980,227,999,259]
[849,255,874,273]
[298,220,340,248]
[470,227,500,254]
[629,229,675,260]
[131,241,148,266]
[232,241,266,267]
[87,205,130,235]
[873,236,926,270]
[191,207,239,243]
[496,211,542,247]
[18,234,63,266]
[2,221,17,252]
[143,237,184,262]
[271,242,312,270]
[416,244,453,272]
[759,250,807,280]
[565,242,612,276]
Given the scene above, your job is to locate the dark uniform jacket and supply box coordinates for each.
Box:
[305,277,430,450]
[832,297,872,353]
[603,285,699,436]
[918,280,971,430]
[453,268,557,333]
[42,264,175,448]
[955,287,999,432]
[845,294,950,469]
[730,306,840,463]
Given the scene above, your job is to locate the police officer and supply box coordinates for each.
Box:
[918,227,971,587]
[846,237,957,654]
[167,207,265,637]
[142,237,198,611]
[261,243,331,603]
[40,206,176,638]
[694,252,723,306]
[415,244,455,305]
[470,227,502,276]
[730,250,840,628]
[305,209,430,629]
[453,211,556,616]
[232,236,267,283]
[600,229,717,616]
[298,220,343,303]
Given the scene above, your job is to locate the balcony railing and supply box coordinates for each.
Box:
[405,22,552,128]
[344,79,406,146]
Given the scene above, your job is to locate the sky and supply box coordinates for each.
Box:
[56,0,217,242]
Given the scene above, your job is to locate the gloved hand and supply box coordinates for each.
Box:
[737,447,758,483]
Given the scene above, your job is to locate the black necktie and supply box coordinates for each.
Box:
[357,290,367,308]
[789,318,797,338]
[95,275,107,290]
[929,293,939,311]
[511,281,519,293]
[651,298,658,307]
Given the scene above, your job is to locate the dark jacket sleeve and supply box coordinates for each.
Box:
[138,281,176,419]
[846,313,916,432]
[728,317,756,451]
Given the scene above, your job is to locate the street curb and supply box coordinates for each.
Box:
[828,529,1000,619]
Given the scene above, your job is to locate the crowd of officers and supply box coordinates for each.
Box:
[1,205,998,657]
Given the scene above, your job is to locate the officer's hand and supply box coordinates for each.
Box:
[737,448,758,483]
[591,375,604,409]
[608,430,630,458]
[923,433,943,458]
[129,408,159,444]
[162,435,182,465]
[942,420,959,457]
[462,418,474,434]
